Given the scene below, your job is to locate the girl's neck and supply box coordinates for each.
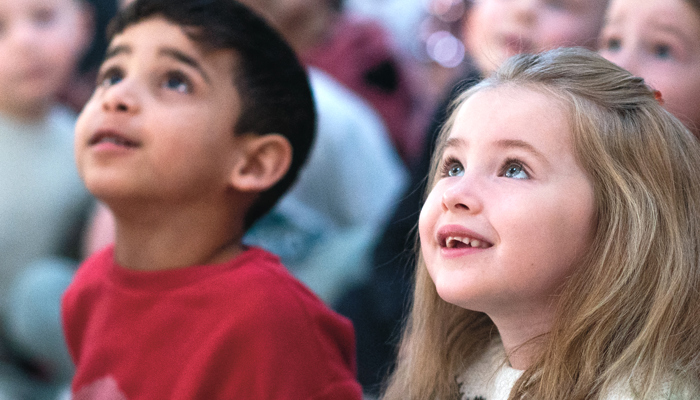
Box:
[489,309,554,370]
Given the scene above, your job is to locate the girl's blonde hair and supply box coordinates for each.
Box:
[382,47,700,400]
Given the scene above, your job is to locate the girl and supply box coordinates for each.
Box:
[599,0,700,137]
[383,47,700,400]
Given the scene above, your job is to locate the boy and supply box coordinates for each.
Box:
[0,0,92,397]
[61,0,363,399]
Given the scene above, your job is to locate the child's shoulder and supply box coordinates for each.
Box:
[226,246,342,319]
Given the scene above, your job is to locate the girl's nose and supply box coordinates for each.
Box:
[440,175,484,214]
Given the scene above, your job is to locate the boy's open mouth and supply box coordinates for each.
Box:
[89,131,140,148]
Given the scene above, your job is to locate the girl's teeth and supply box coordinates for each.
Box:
[445,236,487,248]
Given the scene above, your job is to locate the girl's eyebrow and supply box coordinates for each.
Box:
[443,137,549,164]
[494,139,549,165]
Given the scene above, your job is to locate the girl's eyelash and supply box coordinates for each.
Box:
[499,158,529,177]
[439,156,462,177]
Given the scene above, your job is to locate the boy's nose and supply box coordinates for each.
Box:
[101,81,140,114]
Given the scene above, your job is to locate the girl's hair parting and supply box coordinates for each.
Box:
[382,47,700,400]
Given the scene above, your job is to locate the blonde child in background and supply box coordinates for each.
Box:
[0,0,92,398]
[599,0,700,136]
[383,47,700,400]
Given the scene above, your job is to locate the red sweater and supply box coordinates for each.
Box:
[62,246,362,400]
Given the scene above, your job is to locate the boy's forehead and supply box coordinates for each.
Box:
[107,17,240,83]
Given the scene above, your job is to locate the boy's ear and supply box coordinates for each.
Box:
[229,134,293,192]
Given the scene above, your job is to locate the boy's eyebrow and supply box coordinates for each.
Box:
[104,44,131,61]
[103,44,212,84]
[158,47,211,84]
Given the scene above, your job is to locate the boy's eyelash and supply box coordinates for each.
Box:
[96,66,123,87]
[163,70,193,92]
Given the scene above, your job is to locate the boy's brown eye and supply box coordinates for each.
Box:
[98,67,124,87]
[163,72,192,94]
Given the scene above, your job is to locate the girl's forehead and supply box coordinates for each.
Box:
[446,86,573,151]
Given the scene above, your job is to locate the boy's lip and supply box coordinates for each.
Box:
[436,224,493,250]
[88,129,141,148]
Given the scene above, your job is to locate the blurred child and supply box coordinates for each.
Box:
[237,0,427,165]
[598,0,700,136]
[383,47,700,400]
[464,0,608,75]
[0,0,92,397]
[61,0,362,398]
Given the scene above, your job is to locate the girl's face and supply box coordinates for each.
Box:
[463,0,608,75]
[419,86,596,323]
[599,0,700,135]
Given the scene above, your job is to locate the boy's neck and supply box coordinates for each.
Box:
[108,198,247,271]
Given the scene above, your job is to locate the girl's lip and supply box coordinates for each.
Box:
[436,224,493,249]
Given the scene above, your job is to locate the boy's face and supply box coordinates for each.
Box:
[0,0,88,118]
[75,17,244,204]
[464,0,608,75]
[599,0,700,135]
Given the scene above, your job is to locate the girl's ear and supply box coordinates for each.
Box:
[229,134,292,192]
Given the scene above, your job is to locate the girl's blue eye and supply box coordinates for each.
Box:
[448,163,464,177]
[503,162,528,179]
[441,158,464,177]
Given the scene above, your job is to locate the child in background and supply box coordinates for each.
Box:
[598,0,700,136]
[61,0,362,398]
[464,0,608,75]
[383,47,700,400]
[0,0,92,398]
[236,0,427,165]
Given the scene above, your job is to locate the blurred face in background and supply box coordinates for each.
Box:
[463,0,608,75]
[599,0,700,136]
[235,0,335,53]
[0,0,90,119]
